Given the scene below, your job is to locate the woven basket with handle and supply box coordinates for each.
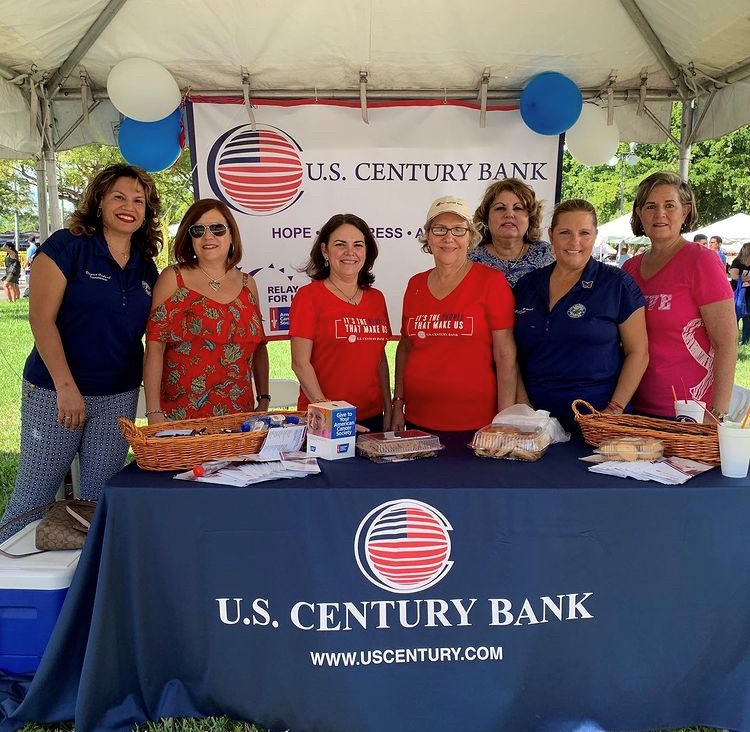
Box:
[571,399,720,465]
[119,411,306,471]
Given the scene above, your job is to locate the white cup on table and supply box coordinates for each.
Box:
[717,422,750,478]
[673,399,706,423]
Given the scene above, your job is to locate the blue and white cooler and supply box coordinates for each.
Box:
[0,519,81,675]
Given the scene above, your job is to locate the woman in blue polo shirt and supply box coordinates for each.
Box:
[513,199,649,426]
[0,164,162,542]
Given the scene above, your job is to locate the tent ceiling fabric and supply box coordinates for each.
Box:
[0,0,748,158]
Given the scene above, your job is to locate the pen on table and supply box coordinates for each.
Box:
[192,460,231,478]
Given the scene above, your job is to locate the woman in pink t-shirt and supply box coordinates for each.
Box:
[622,171,736,421]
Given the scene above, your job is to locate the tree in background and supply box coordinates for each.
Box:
[0,160,37,232]
[0,147,194,268]
[562,114,750,228]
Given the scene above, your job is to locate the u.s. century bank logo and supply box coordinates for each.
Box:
[354,500,453,594]
[207,124,304,216]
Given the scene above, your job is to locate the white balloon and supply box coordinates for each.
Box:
[565,105,620,166]
[107,58,181,122]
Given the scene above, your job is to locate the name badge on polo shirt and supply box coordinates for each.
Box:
[142,280,152,296]
[85,270,111,282]
[567,304,586,318]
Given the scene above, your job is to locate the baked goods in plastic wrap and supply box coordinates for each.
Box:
[356,430,444,463]
[596,437,664,461]
[470,423,551,461]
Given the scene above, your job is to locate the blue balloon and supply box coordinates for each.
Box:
[520,72,582,136]
[117,108,182,172]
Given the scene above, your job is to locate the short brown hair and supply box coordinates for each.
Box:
[172,199,243,270]
[67,163,163,260]
[631,171,698,236]
[550,199,598,231]
[473,178,544,245]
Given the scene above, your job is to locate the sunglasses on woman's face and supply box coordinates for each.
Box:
[188,223,228,238]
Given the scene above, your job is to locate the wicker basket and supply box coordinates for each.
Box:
[119,411,305,471]
[571,399,720,465]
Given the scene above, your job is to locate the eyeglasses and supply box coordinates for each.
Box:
[430,225,469,237]
[188,223,228,238]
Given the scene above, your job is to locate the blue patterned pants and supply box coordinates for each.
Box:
[0,381,138,544]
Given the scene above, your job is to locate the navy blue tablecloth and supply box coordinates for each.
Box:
[2,433,750,732]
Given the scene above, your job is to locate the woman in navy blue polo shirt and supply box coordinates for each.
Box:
[0,164,162,542]
[513,199,649,426]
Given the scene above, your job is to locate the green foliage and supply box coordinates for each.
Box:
[690,130,750,224]
[0,146,195,256]
[562,105,750,227]
[0,160,37,231]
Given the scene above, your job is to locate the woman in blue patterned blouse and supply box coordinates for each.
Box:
[469,178,555,287]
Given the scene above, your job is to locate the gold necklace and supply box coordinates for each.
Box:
[197,264,228,291]
[327,278,360,305]
[108,245,130,260]
[492,241,527,267]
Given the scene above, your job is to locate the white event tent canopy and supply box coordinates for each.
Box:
[596,212,649,248]
[0,0,749,236]
[688,212,750,254]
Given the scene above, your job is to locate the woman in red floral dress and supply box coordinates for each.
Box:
[143,199,269,423]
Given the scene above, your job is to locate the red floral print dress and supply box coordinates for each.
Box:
[146,265,266,419]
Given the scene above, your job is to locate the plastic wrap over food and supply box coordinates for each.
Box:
[596,437,664,461]
[470,424,551,461]
[356,430,444,463]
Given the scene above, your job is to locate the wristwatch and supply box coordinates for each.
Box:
[709,407,728,422]
[256,393,271,402]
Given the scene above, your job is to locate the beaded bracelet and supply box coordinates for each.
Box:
[144,409,165,417]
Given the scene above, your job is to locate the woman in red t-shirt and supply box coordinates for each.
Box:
[290,214,392,431]
[390,196,517,432]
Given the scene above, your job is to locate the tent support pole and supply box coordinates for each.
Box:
[43,145,62,233]
[678,101,693,181]
[35,156,50,239]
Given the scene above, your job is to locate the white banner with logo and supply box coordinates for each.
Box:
[188,100,562,337]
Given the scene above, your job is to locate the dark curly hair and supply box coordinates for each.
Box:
[303,214,379,288]
[67,164,163,260]
[172,199,243,270]
[473,178,544,245]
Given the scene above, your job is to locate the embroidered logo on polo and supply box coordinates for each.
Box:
[355,500,454,593]
[334,317,389,341]
[567,304,586,318]
[406,313,475,338]
[85,270,110,282]
[142,281,152,296]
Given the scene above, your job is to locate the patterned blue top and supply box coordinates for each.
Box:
[468,240,555,288]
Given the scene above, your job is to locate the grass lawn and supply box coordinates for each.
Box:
[0,298,744,732]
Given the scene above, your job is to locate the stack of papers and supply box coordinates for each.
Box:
[583,456,714,484]
[174,451,320,486]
